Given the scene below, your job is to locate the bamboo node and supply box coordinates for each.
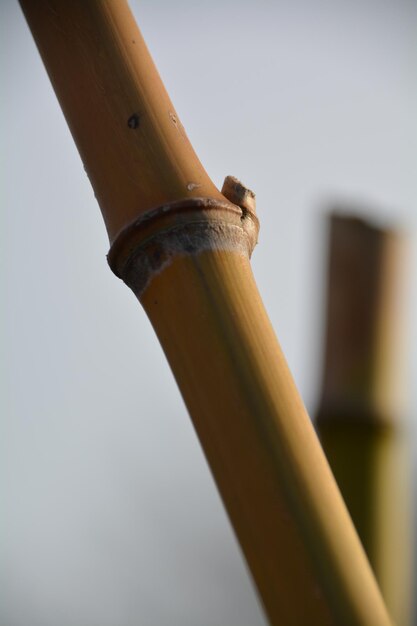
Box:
[107,197,259,296]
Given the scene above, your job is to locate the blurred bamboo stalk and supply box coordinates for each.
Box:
[19,1,393,624]
[316,214,412,625]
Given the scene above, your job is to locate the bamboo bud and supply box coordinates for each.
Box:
[19,2,393,624]
[316,213,412,625]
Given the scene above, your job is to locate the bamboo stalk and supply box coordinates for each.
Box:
[316,214,411,625]
[19,2,393,624]
[18,0,223,242]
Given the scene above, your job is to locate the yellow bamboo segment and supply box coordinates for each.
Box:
[19,1,393,624]
[138,247,391,626]
[18,0,223,242]
[316,214,411,625]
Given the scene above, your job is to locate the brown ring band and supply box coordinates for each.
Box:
[107,197,260,295]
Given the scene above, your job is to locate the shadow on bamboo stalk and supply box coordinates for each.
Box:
[19,1,393,624]
[316,213,413,626]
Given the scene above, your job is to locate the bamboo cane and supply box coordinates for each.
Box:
[19,2,393,624]
[316,214,412,626]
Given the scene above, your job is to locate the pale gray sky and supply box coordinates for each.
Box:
[1,1,416,625]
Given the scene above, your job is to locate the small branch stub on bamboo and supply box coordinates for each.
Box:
[221,175,257,215]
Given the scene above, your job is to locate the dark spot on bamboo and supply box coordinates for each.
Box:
[127,113,140,129]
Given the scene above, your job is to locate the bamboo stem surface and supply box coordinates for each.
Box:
[19,2,393,625]
[138,246,392,625]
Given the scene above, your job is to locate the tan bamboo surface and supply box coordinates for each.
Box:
[19,1,393,624]
[316,214,411,626]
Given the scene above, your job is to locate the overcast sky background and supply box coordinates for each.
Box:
[1,1,416,625]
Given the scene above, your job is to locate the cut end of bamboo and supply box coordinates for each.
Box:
[316,211,412,626]
[316,212,406,425]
